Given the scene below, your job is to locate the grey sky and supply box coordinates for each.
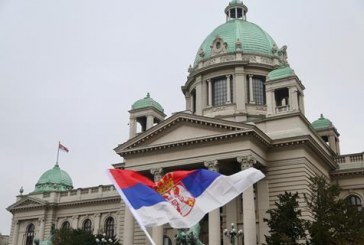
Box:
[0,0,363,234]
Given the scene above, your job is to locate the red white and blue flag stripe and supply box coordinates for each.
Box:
[108,167,264,228]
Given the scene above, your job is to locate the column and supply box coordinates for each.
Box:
[151,168,164,245]
[72,215,79,229]
[123,208,134,245]
[185,91,192,112]
[129,117,137,138]
[207,79,212,107]
[266,90,274,115]
[146,115,154,130]
[39,217,45,241]
[249,75,254,103]
[289,87,298,111]
[12,219,20,245]
[237,156,257,245]
[328,135,337,154]
[257,179,269,244]
[234,67,247,115]
[226,75,231,103]
[93,213,101,235]
[204,160,221,245]
[195,76,203,115]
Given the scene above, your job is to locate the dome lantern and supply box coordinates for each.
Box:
[225,0,248,21]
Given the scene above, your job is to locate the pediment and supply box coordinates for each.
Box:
[7,196,47,211]
[115,112,259,155]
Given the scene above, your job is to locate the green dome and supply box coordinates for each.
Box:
[132,93,164,113]
[194,19,277,66]
[34,164,73,192]
[312,114,333,130]
[267,66,295,81]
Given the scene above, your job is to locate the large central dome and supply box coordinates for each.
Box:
[194,1,278,66]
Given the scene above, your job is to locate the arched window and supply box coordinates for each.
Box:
[105,217,114,238]
[62,221,71,230]
[347,195,362,210]
[25,223,35,245]
[83,219,92,233]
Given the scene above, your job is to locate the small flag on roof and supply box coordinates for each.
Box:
[59,142,69,153]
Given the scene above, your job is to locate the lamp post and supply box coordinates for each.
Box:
[95,233,117,244]
[223,223,243,245]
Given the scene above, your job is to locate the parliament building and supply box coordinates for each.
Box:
[7,1,364,244]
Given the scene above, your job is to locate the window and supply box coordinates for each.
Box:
[25,224,35,245]
[247,76,266,105]
[83,219,92,233]
[62,221,71,230]
[252,77,266,105]
[347,195,362,210]
[191,89,196,113]
[163,235,172,245]
[212,77,227,106]
[275,88,289,106]
[105,217,114,238]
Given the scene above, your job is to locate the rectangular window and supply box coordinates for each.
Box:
[212,77,227,106]
[191,89,196,113]
[253,77,266,105]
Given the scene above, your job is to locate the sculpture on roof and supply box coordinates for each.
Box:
[277,45,288,65]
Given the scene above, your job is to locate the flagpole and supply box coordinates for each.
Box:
[56,141,60,166]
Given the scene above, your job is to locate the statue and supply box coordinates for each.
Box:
[277,45,288,65]
[34,223,56,245]
[175,223,204,245]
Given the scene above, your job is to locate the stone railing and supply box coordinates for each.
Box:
[44,185,116,199]
[335,152,364,169]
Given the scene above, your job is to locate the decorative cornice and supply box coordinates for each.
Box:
[115,112,273,157]
[237,155,257,169]
[331,169,364,178]
[150,168,163,182]
[120,130,270,157]
[271,134,338,170]
[204,160,219,172]
[57,196,121,208]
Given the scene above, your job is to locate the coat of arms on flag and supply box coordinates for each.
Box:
[156,172,196,217]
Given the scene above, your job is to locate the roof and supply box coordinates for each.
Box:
[194,19,277,66]
[132,93,164,113]
[34,164,73,192]
[267,65,295,81]
[312,114,333,130]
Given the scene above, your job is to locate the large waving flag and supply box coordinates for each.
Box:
[108,167,264,228]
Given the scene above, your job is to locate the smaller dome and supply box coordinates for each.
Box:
[132,93,164,113]
[312,114,333,130]
[267,65,295,81]
[34,164,73,192]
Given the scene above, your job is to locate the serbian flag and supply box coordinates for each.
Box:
[108,167,264,228]
[59,142,69,153]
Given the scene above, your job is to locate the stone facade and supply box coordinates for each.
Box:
[0,234,9,245]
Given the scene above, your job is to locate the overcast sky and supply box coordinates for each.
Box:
[0,0,363,234]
